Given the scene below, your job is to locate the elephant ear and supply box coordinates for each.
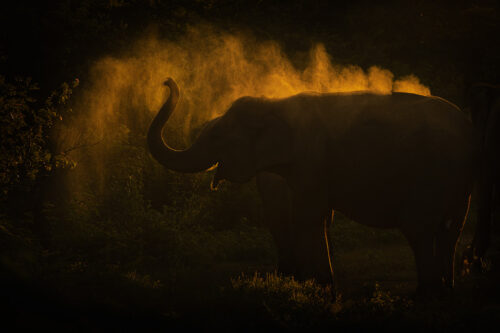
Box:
[255,115,293,173]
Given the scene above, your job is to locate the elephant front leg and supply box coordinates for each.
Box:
[256,172,296,276]
[291,192,335,286]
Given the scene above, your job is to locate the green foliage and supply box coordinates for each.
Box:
[0,76,78,198]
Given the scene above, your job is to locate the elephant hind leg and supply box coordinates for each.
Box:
[402,229,442,295]
[437,195,471,289]
[402,195,471,296]
[471,182,493,261]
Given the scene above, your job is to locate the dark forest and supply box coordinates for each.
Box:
[1,0,499,330]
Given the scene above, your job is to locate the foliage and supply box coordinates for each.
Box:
[229,272,337,328]
[0,76,78,198]
[342,282,414,320]
[45,142,275,291]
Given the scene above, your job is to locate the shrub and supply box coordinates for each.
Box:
[228,272,337,328]
[0,75,77,198]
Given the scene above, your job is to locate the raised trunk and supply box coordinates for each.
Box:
[147,78,216,172]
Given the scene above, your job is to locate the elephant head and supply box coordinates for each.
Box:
[147,78,292,188]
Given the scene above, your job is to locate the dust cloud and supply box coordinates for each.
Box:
[63,25,430,194]
[70,25,430,150]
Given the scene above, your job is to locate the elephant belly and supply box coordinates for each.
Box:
[329,166,468,230]
[327,128,475,229]
[331,190,405,229]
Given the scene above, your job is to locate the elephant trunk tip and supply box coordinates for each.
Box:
[147,77,216,173]
[163,78,180,103]
[164,78,179,92]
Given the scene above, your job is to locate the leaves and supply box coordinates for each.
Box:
[0,75,78,198]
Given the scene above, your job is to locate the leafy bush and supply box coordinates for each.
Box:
[0,75,78,198]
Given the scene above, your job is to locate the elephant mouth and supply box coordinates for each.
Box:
[210,165,225,190]
[209,162,254,190]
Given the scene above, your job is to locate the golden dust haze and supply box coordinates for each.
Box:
[63,25,430,192]
[72,26,430,147]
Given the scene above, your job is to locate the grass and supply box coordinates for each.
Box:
[1,170,496,330]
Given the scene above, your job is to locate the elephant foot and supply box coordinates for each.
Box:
[415,282,452,301]
[293,268,333,286]
[276,262,296,278]
[461,245,489,276]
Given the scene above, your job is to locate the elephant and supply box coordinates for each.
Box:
[148,78,479,294]
[463,83,500,271]
[255,171,336,287]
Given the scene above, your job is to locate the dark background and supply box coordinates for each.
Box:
[2,0,499,100]
[1,0,499,330]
